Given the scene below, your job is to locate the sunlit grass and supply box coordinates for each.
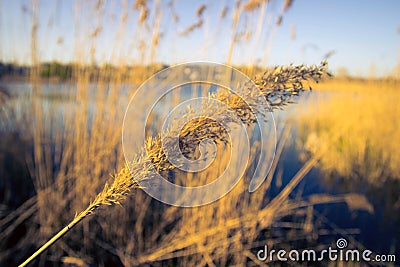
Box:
[295,78,400,182]
[0,0,390,266]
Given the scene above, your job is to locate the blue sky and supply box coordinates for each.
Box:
[1,0,399,77]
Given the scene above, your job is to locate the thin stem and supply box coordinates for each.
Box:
[18,213,85,267]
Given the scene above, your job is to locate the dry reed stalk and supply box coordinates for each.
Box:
[19,62,329,266]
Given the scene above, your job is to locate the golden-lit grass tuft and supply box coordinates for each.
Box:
[295,78,400,182]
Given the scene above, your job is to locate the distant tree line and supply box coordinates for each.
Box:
[0,62,28,78]
[0,61,170,82]
[39,62,73,80]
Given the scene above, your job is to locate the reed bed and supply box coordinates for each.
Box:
[2,62,372,266]
[294,78,400,183]
[0,1,377,266]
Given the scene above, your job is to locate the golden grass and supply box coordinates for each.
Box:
[295,78,400,182]
[0,1,382,266]
[1,70,376,266]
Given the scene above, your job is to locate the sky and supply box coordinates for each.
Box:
[1,0,399,77]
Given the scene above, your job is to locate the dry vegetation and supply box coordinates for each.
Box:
[295,78,400,183]
[0,0,389,266]
[1,62,374,266]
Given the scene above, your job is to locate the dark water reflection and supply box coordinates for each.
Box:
[273,136,399,260]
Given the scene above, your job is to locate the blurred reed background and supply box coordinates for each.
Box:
[0,0,399,266]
